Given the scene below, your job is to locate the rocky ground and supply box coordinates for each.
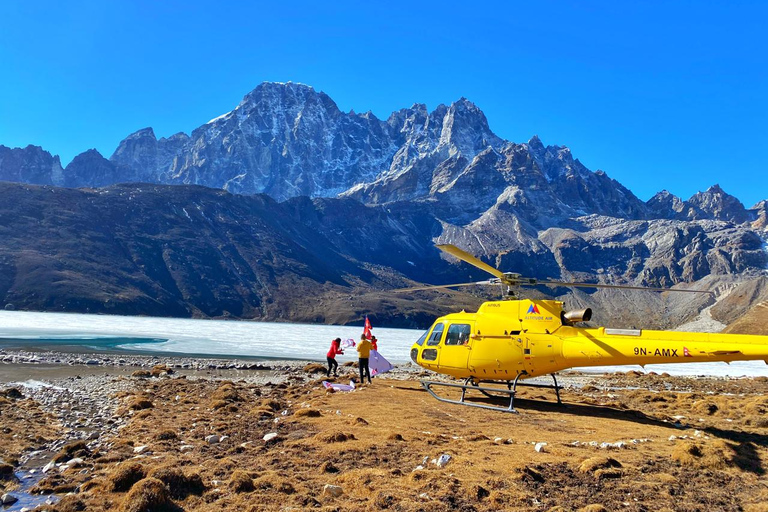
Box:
[1,351,768,512]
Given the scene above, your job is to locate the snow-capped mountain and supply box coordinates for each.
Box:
[1,82,767,327]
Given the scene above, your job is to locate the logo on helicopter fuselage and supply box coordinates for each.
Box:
[524,304,553,321]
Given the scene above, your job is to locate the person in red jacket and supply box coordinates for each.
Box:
[370,336,378,351]
[326,337,344,377]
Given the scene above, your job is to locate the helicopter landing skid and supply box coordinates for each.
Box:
[420,373,563,413]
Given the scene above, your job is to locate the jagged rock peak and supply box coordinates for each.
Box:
[647,189,686,219]
[239,81,338,111]
[0,144,64,186]
[125,127,157,141]
[528,134,544,149]
[688,184,748,223]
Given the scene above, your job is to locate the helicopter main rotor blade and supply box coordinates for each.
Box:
[392,280,497,292]
[436,244,505,280]
[533,279,715,295]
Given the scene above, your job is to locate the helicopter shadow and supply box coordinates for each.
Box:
[394,383,677,429]
[700,426,768,475]
[397,384,768,475]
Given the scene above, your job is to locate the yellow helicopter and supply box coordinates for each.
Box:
[403,244,768,413]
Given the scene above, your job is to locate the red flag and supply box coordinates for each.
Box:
[363,316,372,340]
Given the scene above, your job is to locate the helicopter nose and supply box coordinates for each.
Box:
[410,346,419,364]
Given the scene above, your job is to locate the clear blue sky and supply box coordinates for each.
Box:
[1,0,766,206]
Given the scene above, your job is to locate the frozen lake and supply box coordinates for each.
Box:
[1,310,766,376]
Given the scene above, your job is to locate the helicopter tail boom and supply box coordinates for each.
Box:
[556,327,768,370]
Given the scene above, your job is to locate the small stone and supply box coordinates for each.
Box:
[435,454,452,467]
[323,484,343,497]
[180,445,194,452]
[668,435,677,441]
[263,433,278,443]
[133,445,149,454]
[418,493,431,500]
[42,461,55,473]
[205,435,221,444]
[66,457,85,467]
[1,494,18,505]
[534,442,548,453]
[494,437,504,444]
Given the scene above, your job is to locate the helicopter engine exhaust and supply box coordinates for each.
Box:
[563,308,592,323]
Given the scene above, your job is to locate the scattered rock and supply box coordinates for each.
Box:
[1,388,23,399]
[434,454,452,468]
[66,457,85,468]
[1,494,18,505]
[323,484,343,497]
[263,433,279,443]
[205,435,221,444]
[535,442,548,453]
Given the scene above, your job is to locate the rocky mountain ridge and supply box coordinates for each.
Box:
[0,181,765,328]
[1,82,764,224]
[1,82,766,327]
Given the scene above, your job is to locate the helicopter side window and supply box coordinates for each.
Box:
[415,330,428,346]
[426,323,445,346]
[445,324,472,345]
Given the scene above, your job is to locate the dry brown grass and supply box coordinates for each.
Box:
[228,469,254,493]
[303,363,327,374]
[52,440,89,463]
[579,505,609,512]
[577,457,623,473]
[109,462,147,492]
[15,373,768,512]
[210,382,241,402]
[252,470,295,494]
[672,439,732,469]
[147,466,205,498]
[294,408,322,418]
[53,495,87,512]
[314,431,356,443]
[127,396,153,411]
[119,477,174,512]
[154,429,178,441]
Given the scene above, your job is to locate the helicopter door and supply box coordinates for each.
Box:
[523,334,556,375]
[438,323,473,370]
